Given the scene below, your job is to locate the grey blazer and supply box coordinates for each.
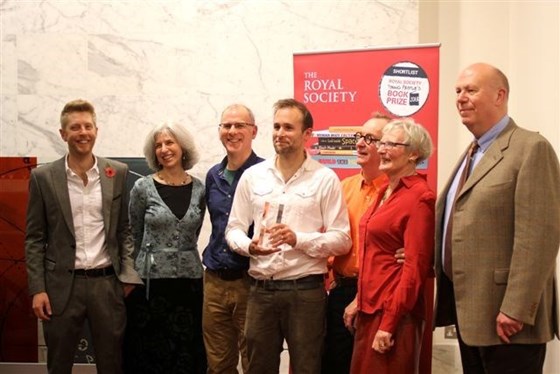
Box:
[25,156,142,315]
[434,119,560,346]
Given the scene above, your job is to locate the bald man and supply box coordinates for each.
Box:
[434,63,560,373]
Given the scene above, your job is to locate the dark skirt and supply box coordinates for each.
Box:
[123,278,206,374]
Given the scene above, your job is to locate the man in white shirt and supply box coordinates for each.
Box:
[226,98,351,374]
[25,99,142,374]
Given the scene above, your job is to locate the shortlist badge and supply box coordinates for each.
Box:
[379,61,430,117]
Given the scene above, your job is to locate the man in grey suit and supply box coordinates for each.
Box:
[25,99,142,374]
[434,63,560,373]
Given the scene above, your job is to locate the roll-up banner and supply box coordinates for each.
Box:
[294,44,439,192]
[294,44,440,374]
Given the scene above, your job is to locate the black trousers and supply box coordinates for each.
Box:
[123,278,206,374]
[322,281,357,374]
[457,329,546,374]
[444,274,547,374]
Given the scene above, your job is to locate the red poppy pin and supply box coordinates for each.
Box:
[105,166,116,178]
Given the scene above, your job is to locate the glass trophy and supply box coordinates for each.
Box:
[258,201,285,250]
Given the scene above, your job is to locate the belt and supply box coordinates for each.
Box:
[206,268,247,281]
[335,274,358,287]
[251,274,325,291]
[73,266,115,278]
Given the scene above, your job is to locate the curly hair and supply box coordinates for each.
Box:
[143,122,199,171]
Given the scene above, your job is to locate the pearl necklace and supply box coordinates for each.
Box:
[157,172,188,186]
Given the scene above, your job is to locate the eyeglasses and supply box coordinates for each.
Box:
[374,140,410,149]
[354,132,379,145]
[219,122,254,131]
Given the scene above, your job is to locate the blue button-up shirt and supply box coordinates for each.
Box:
[442,115,510,266]
[202,151,264,270]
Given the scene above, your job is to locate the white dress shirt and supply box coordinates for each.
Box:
[66,156,111,270]
[226,155,351,280]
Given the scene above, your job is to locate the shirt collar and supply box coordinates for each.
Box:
[476,114,510,153]
[269,151,312,172]
[398,172,427,190]
[65,155,99,177]
[360,172,388,190]
[219,150,259,173]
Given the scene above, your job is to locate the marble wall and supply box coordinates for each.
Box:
[0,0,421,369]
[3,1,560,372]
[1,0,418,179]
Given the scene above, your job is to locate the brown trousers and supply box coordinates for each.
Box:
[202,270,250,374]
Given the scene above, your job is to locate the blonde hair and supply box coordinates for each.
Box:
[60,99,96,128]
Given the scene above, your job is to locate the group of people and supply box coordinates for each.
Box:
[25,62,559,374]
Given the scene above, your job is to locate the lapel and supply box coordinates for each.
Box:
[97,157,114,236]
[456,119,517,201]
[50,157,75,236]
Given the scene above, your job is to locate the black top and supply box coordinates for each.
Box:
[154,179,193,219]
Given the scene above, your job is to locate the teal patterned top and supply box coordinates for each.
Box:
[129,175,205,280]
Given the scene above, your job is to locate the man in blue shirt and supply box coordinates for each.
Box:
[203,104,264,373]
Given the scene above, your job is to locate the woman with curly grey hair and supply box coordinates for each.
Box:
[123,122,207,374]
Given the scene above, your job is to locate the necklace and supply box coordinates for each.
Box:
[157,171,189,186]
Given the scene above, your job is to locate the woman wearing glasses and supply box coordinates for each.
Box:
[124,122,207,373]
[348,119,435,374]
